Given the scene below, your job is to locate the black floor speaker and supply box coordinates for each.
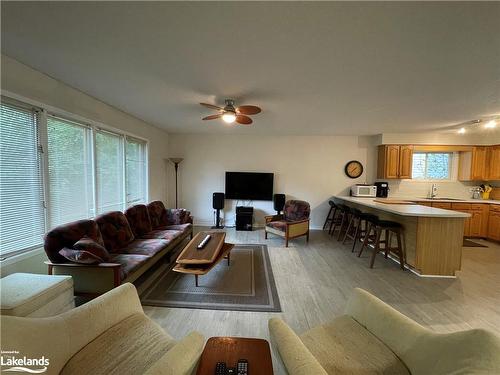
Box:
[212,192,225,229]
[273,194,286,214]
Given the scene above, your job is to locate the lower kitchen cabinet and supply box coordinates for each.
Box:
[488,206,500,241]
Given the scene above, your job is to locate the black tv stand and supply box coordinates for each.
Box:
[236,206,253,231]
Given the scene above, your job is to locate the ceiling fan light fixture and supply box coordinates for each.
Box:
[222,112,236,123]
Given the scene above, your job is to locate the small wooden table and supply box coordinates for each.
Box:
[173,231,234,286]
[196,337,274,375]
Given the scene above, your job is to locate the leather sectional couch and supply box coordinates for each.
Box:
[44,201,193,295]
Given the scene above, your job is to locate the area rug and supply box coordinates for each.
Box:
[463,239,488,248]
[139,244,281,312]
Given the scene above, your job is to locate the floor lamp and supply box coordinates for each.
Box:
[169,158,183,208]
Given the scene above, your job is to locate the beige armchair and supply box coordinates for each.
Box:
[1,283,204,375]
[269,288,500,375]
[265,200,311,247]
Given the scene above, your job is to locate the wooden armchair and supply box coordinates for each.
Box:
[265,200,311,247]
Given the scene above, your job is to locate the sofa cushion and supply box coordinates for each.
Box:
[266,220,287,232]
[284,200,311,221]
[166,208,190,225]
[96,211,135,252]
[109,254,150,281]
[73,235,110,261]
[125,204,153,237]
[147,201,169,228]
[59,248,104,264]
[44,219,105,263]
[141,229,184,242]
[300,315,410,374]
[119,239,170,257]
[61,313,176,375]
[157,223,192,235]
[0,273,74,317]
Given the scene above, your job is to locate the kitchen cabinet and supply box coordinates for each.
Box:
[459,146,493,181]
[432,202,452,209]
[451,203,472,237]
[489,205,500,241]
[450,203,490,238]
[377,145,413,179]
[488,145,500,180]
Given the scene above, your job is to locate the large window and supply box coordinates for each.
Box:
[0,101,45,257]
[412,152,452,180]
[126,137,147,207]
[96,130,125,213]
[47,115,94,227]
[0,96,148,258]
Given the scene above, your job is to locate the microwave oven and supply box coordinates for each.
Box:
[351,185,377,197]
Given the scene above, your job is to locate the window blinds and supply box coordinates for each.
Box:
[0,102,45,257]
[47,115,94,228]
[96,129,125,213]
[126,137,147,206]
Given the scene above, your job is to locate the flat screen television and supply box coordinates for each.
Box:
[225,172,274,201]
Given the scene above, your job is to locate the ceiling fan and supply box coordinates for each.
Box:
[200,99,261,125]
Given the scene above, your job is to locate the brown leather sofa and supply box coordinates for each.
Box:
[44,201,193,296]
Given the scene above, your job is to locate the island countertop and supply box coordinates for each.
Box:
[334,196,470,218]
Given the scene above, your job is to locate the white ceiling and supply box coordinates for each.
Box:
[2,1,499,135]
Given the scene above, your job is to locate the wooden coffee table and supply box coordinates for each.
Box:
[173,231,234,286]
[196,337,274,375]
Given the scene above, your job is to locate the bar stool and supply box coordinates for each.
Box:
[358,220,406,269]
[329,203,344,236]
[322,201,338,232]
[342,208,362,246]
[336,205,351,241]
[345,212,378,253]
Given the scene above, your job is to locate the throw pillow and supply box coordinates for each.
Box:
[59,247,104,264]
[73,235,110,261]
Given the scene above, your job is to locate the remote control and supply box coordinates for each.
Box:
[215,362,227,375]
[197,234,211,249]
[237,359,248,375]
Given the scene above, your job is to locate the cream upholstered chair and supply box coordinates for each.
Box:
[265,200,310,247]
[269,288,500,375]
[1,283,204,375]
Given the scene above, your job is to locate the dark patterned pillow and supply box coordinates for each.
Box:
[59,247,104,264]
[73,235,110,261]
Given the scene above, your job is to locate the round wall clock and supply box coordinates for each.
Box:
[345,160,363,179]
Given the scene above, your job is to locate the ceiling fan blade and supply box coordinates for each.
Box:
[236,105,261,115]
[236,115,253,125]
[202,114,222,120]
[200,102,223,111]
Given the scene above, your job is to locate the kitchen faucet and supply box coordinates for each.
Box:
[430,183,438,199]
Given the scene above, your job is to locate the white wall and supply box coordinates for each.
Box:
[168,134,378,229]
[1,55,171,203]
[1,55,170,276]
[381,132,500,145]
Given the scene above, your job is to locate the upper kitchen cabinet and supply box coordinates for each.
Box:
[377,145,413,179]
[488,145,500,180]
[459,145,499,181]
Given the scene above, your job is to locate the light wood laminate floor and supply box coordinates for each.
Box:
[142,227,500,374]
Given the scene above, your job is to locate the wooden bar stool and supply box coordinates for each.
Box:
[322,200,338,232]
[328,203,344,236]
[359,220,406,269]
[342,208,361,246]
[336,205,351,241]
[348,213,378,253]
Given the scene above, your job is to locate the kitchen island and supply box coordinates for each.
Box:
[334,196,470,277]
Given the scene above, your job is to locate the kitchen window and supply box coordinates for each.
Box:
[412,152,452,180]
[0,95,148,258]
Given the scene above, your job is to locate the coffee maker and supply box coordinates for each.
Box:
[374,182,389,198]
